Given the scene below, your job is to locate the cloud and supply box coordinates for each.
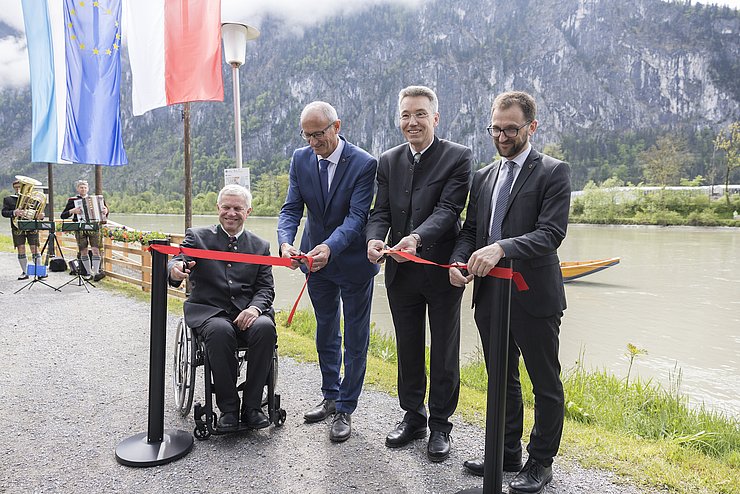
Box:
[0,36,29,88]
[221,0,429,36]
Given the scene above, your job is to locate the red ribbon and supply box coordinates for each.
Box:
[382,249,529,291]
[147,243,528,326]
[148,244,313,325]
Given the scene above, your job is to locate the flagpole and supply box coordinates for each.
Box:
[231,63,242,168]
[183,103,192,230]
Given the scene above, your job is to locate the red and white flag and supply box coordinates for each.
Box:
[126,0,223,116]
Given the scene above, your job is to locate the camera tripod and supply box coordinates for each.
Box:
[57,258,96,293]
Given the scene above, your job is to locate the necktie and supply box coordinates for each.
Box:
[488,160,516,244]
[319,159,330,203]
[405,152,422,233]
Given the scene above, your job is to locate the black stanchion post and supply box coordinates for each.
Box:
[115,239,193,467]
[456,259,513,494]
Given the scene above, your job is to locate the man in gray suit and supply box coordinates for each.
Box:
[450,91,571,494]
[168,184,277,432]
[366,85,472,462]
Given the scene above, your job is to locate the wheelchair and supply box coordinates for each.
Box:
[172,318,286,440]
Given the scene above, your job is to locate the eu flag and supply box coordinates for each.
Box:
[62,0,127,166]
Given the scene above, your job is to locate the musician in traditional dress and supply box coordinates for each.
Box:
[61,179,109,281]
[2,178,42,280]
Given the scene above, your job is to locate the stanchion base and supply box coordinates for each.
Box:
[115,429,193,467]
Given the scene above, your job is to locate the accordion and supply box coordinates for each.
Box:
[74,195,106,222]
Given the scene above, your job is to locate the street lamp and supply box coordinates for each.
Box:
[221,22,260,168]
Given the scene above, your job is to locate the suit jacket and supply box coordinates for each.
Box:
[450,148,571,318]
[168,225,275,329]
[366,136,472,287]
[277,135,380,283]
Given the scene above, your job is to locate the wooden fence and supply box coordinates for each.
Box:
[42,230,187,298]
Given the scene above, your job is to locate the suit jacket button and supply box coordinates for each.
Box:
[229,280,233,284]
[227,263,231,267]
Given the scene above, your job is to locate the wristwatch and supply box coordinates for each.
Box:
[410,233,422,249]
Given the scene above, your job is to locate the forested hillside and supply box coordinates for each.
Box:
[0,0,738,213]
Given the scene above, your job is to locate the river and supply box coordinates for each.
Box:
[10,215,739,417]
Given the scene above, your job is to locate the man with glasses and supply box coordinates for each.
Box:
[278,101,379,443]
[366,85,472,462]
[450,91,571,493]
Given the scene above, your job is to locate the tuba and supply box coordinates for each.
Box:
[12,175,47,228]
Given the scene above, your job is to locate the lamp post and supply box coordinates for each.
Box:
[221,22,260,168]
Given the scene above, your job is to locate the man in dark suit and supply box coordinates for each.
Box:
[278,101,379,443]
[2,178,41,280]
[168,184,277,431]
[449,91,571,494]
[366,85,472,462]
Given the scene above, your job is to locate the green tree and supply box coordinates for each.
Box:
[639,134,693,186]
[714,122,740,205]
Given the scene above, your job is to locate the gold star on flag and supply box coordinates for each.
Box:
[79,1,85,6]
[115,33,120,40]
[107,9,112,15]
[79,43,85,50]
[105,49,112,55]
[70,9,76,15]
[71,34,77,40]
[93,48,99,55]
[67,22,72,28]
[93,1,99,6]
[113,43,119,50]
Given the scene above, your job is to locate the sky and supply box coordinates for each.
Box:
[0,0,737,89]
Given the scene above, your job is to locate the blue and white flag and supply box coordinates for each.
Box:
[22,0,127,166]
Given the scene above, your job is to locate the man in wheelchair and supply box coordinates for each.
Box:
[168,185,277,432]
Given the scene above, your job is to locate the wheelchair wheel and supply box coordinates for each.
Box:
[172,318,197,417]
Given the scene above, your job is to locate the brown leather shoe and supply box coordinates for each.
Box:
[329,412,351,442]
[508,458,553,494]
[304,399,336,423]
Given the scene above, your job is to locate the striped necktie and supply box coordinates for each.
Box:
[488,160,516,244]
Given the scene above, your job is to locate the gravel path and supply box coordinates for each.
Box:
[0,252,653,493]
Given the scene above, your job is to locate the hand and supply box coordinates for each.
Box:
[449,264,474,287]
[281,243,303,270]
[102,205,109,216]
[72,207,82,215]
[13,209,22,217]
[306,243,331,272]
[389,234,417,263]
[170,260,195,281]
[234,306,260,331]
[367,240,386,263]
[466,243,505,277]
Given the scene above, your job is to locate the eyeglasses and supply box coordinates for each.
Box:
[400,111,430,122]
[486,121,531,138]
[300,122,336,141]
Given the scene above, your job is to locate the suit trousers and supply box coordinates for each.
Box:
[387,263,463,433]
[474,277,564,465]
[196,314,277,413]
[307,272,374,414]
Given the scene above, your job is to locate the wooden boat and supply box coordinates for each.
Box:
[560,257,620,282]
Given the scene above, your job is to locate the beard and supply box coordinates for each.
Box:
[495,137,528,159]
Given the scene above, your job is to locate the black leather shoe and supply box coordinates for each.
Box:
[385,421,427,448]
[93,272,106,282]
[18,274,29,280]
[304,399,336,423]
[427,431,451,462]
[463,454,523,476]
[217,412,239,431]
[329,412,351,442]
[508,458,553,494]
[242,408,269,429]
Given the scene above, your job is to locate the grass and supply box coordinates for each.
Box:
[275,310,740,494]
[3,235,737,493]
